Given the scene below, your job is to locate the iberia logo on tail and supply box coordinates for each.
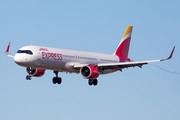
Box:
[115,26,133,62]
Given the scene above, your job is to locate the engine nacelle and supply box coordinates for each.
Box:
[26,67,45,77]
[80,65,100,79]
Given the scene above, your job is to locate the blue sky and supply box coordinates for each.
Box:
[1,0,180,120]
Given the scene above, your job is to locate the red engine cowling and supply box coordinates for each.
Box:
[26,67,45,77]
[80,65,100,79]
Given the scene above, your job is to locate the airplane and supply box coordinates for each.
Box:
[5,26,175,86]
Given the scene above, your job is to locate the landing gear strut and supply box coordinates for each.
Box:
[88,79,98,86]
[52,71,62,84]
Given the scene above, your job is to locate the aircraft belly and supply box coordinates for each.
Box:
[30,59,65,71]
[44,60,65,69]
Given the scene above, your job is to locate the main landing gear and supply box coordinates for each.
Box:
[52,71,62,84]
[88,79,98,86]
[26,75,31,80]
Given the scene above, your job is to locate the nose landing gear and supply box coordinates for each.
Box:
[53,71,62,84]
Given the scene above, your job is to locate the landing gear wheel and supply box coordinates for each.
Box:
[93,79,98,86]
[53,77,56,84]
[88,79,98,86]
[57,77,62,84]
[52,71,62,84]
[26,75,31,80]
[88,79,93,86]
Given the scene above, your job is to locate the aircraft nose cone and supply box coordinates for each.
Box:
[14,54,33,66]
[14,54,22,64]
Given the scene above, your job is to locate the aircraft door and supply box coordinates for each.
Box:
[96,56,99,64]
[37,50,41,60]
[75,54,79,62]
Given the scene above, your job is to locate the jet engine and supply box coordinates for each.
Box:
[80,65,100,79]
[26,67,45,77]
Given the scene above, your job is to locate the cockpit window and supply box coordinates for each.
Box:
[17,50,33,55]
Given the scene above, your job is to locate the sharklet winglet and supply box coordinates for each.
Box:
[5,41,14,58]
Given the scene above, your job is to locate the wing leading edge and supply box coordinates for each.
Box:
[74,46,175,71]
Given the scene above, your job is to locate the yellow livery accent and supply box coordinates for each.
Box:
[122,26,133,39]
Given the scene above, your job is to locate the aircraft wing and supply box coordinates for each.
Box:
[74,46,175,71]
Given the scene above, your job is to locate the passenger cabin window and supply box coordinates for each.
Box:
[17,50,33,55]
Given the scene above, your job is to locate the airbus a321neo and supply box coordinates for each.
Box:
[5,26,175,86]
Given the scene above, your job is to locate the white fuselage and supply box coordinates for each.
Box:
[14,45,120,74]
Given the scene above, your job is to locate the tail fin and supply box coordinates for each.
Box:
[114,26,133,58]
